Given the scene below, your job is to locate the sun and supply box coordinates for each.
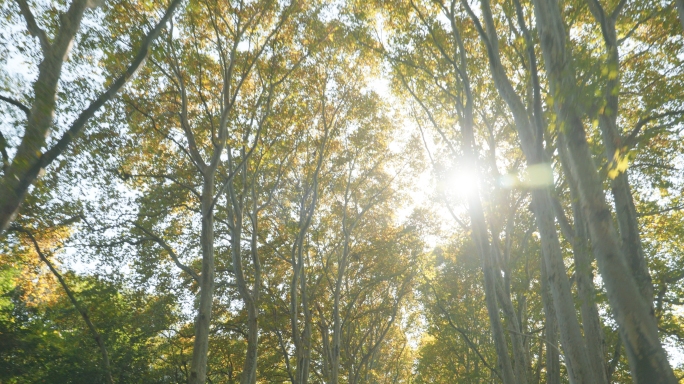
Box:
[446,168,480,198]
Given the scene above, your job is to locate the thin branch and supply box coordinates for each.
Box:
[12,226,114,384]
[426,279,503,380]
[15,0,51,52]
[624,110,684,147]
[0,95,30,117]
[637,204,684,217]
[132,223,200,283]
[38,0,184,168]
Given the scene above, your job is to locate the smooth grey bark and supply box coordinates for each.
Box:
[493,244,529,384]
[178,34,227,381]
[0,0,182,232]
[556,142,608,383]
[462,0,599,381]
[531,0,677,381]
[226,167,259,384]
[539,256,560,384]
[225,95,278,384]
[18,227,114,384]
[507,5,560,381]
[585,0,654,310]
[189,174,218,384]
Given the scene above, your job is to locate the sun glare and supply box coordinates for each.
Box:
[446,168,480,198]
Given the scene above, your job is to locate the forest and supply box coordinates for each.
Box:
[1,0,683,383]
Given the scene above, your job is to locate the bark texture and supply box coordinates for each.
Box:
[531,0,677,381]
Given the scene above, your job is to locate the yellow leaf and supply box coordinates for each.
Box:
[608,69,618,80]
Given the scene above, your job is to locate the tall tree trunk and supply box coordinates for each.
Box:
[189,177,217,384]
[462,0,599,380]
[432,8,518,380]
[227,156,261,384]
[531,0,677,381]
[530,189,599,384]
[243,301,258,384]
[0,0,88,231]
[585,0,654,309]
[331,224,349,384]
[290,167,321,384]
[493,246,529,383]
[557,140,608,383]
[539,257,560,384]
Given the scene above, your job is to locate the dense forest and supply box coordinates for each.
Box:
[1,0,683,382]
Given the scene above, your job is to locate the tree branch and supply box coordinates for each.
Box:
[39,0,184,168]
[11,226,114,384]
[0,95,30,117]
[15,0,51,52]
[132,223,200,283]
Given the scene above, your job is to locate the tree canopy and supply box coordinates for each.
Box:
[1,0,684,383]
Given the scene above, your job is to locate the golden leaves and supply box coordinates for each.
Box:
[607,147,633,180]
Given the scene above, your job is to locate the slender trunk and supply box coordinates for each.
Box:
[231,217,259,384]
[558,141,608,383]
[298,266,313,384]
[1,0,87,231]
[189,177,216,384]
[292,238,313,384]
[532,1,677,381]
[244,193,262,384]
[539,257,560,384]
[530,189,598,383]
[442,11,517,381]
[573,209,608,383]
[493,245,529,383]
[331,236,348,384]
[611,173,653,306]
[584,0,654,308]
[290,194,315,384]
[228,171,260,384]
[243,302,258,384]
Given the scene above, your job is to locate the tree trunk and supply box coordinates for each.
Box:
[539,257,560,384]
[584,0,654,309]
[1,0,181,233]
[530,189,598,384]
[242,302,258,384]
[493,252,529,384]
[462,0,599,380]
[558,141,609,383]
[531,0,677,381]
[189,177,216,384]
[0,0,88,231]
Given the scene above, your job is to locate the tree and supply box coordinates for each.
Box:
[0,0,182,232]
